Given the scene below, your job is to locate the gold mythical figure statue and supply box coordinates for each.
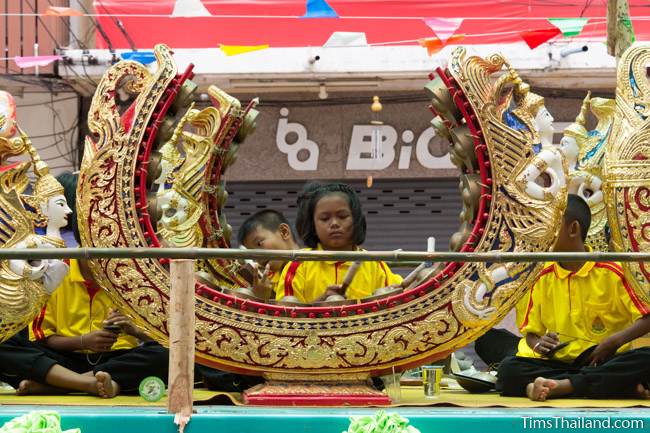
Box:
[156,104,215,248]
[430,50,567,329]
[0,90,70,342]
[560,92,615,251]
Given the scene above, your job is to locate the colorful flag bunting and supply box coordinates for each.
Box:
[43,6,83,17]
[171,0,211,18]
[14,55,62,68]
[323,32,368,47]
[519,27,562,49]
[219,44,269,56]
[423,18,463,44]
[121,51,156,64]
[302,0,339,18]
[548,18,589,37]
[418,34,465,56]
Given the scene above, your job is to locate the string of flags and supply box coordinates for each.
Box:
[6,3,630,61]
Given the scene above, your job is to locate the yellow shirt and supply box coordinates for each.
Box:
[516,259,649,362]
[30,259,138,352]
[275,245,403,303]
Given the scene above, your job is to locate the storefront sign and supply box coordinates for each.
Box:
[226,97,457,181]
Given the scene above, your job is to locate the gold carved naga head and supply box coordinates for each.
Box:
[425,47,566,330]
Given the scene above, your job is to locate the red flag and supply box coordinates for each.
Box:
[519,27,562,49]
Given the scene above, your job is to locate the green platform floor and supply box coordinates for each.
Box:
[1,405,649,433]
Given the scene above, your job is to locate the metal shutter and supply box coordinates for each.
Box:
[224,178,462,255]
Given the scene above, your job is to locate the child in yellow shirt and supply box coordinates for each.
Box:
[276,182,402,303]
[237,209,300,299]
[497,195,650,401]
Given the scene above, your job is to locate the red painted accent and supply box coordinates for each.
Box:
[623,187,650,284]
[519,265,555,331]
[595,263,650,316]
[120,101,137,133]
[84,280,101,302]
[283,261,301,297]
[31,307,47,340]
[334,261,343,283]
[0,162,21,173]
[243,389,391,406]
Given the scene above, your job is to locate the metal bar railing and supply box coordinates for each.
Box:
[3,248,650,262]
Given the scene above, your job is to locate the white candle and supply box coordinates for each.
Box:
[427,237,436,252]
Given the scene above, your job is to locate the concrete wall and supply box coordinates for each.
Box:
[12,92,79,175]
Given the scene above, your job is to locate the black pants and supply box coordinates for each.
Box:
[196,364,263,392]
[0,333,169,393]
[497,347,650,398]
[475,329,520,367]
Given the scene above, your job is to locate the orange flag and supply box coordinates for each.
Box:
[417,34,465,56]
[43,6,83,17]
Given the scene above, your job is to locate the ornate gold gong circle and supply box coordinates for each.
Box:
[78,45,565,378]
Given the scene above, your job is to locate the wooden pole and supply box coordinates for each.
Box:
[607,0,635,59]
[167,259,195,433]
[607,0,617,57]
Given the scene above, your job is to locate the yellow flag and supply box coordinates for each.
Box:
[219,44,269,56]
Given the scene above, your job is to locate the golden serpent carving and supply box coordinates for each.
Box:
[77,45,565,376]
[605,44,650,306]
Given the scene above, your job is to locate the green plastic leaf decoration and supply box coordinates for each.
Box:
[342,410,421,433]
[0,411,80,433]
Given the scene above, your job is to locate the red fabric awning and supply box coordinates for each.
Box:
[92,1,647,49]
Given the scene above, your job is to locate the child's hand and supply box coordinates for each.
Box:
[104,309,138,337]
[82,330,118,352]
[587,335,621,366]
[534,332,561,357]
[252,263,273,300]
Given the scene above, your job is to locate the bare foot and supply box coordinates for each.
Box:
[636,384,650,399]
[92,371,119,398]
[16,379,67,396]
[526,377,558,401]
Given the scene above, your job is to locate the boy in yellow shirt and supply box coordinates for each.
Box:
[497,195,650,400]
[237,209,300,299]
[27,258,169,397]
